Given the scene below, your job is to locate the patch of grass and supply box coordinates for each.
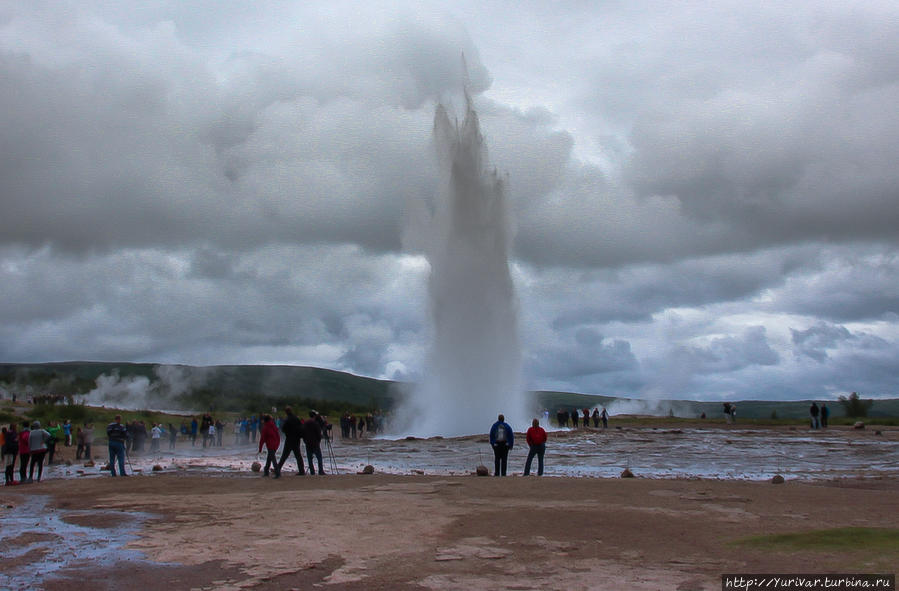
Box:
[735,527,899,553]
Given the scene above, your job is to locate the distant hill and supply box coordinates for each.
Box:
[1,362,897,419]
[0,362,400,414]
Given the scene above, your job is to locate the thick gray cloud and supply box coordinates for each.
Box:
[1,1,898,403]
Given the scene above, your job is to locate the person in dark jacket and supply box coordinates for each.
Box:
[258,414,281,477]
[106,415,129,476]
[3,424,18,485]
[489,414,514,476]
[275,407,305,477]
[303,411,325,475]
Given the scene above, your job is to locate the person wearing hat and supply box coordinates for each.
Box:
[489,414,514,476]
[27,421,52,483]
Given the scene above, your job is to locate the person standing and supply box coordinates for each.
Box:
[258,414,281,477]
[46,421,61,464]
[821,403,830,428]
[601,408,609,429]
[3,424,18,485]
[810,402,820,429]
[489,414,514,476]
[82,423,93,460]
[150,424,162,452]
[63,420,73,447]
[27,421,51,482]
[275,407,305,477]
[18,422,30,484]
[106,415,129,476]
[303,411,325,475]
[523,419,547,476]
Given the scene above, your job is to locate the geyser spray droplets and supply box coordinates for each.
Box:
[397,94,527,437]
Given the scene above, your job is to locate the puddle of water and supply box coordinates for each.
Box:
[0,495,157,589]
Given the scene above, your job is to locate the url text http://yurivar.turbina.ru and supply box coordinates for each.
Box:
[722,574,895,591]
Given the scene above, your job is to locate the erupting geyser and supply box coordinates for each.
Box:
[398,93,527,437]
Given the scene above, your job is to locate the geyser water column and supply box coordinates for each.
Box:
[401,95,527,437]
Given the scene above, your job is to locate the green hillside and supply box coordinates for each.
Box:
[1,362,896,420]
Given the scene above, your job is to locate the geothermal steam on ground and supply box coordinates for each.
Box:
[398,96,527,437]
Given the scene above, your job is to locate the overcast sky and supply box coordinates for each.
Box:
[2,1,898,402]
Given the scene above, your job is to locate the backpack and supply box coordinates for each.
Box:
[494,424,506,443]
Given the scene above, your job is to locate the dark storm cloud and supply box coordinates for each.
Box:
[1,2,898,403]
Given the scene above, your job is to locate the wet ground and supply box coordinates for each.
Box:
[27,424,899,481]
[3,425,897,590]
[1,495,157,589]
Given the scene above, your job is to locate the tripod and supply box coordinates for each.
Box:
[324,430,339,475]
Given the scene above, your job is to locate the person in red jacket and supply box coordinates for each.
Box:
[523,418,547,476]
[258,414,281,478]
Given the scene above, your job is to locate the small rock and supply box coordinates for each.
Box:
[875,430,883,436]
[620,468,635,478]
[251,461,262,472]
[65,460,72,466]
[771,474,785,484]
[152,464,163,472]
[854,421,865,430]
[84,460,95,467]
[475,465,489,476]
[361,464,374,474]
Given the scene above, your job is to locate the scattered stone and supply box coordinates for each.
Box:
[360,464,375,474]
[875,430,883,436]
[476,465,489,476]
[65,460,72,466]
[250,461,261,472]
[620,468,635,478]
[771,474,785,484]
[411,469,424,475]
[854,421,865,430]
[83,460,95,468]
[101,463,110,471]
[152,464,163,472]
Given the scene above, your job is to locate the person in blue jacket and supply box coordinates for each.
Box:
[489,414,514,476]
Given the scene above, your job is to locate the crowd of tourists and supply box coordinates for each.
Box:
[2,419,81,485]
[554,407,609,429]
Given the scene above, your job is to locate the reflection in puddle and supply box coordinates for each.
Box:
[1,496,156,589]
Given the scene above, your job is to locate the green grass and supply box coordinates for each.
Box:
[735,527,899,553]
